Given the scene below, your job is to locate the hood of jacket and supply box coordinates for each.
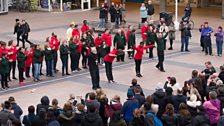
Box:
[153,89,166,98]
[210,99,220,109]
[41,96,50,105]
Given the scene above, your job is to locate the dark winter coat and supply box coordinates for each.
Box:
[17,52,27,69]
[152,89,166,118]
[57,110,75,126]
[36,96,50,116]
[134,94,146,107]
[33,49,44,64]
[172,95,187,112]
[113,33,126,50]
[74,111,86,126]
[0,57,10,75]
[60,45,70,61]
[11,102,23,120]
[44,48,53,61]
[81,112,103,126]
[131,116,145,126]
[178,114,192,126]
[22,113,39,126]
[99,7,107,19]
[122,98,139,122]
[146,4,154,15]
[0,109,21,126]
[191,112,210,126]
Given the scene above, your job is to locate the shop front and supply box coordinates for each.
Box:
[0,0,8,14]
[38,0,97,12]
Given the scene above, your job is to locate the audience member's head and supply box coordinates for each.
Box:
[165,104,174,115]
[131,78,138,86]
[28,105,35,114]
[133,109,142,118]
[209,91,217,100]
[89,92,96,100]
[63,102,73,112]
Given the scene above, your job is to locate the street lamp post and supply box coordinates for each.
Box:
[174,0,179,30]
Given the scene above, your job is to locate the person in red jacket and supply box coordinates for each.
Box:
[102,28,112,54]
[134,42,154,77]
[7,40,18,80]
[95,34,103,63]
[72,25,81,39]
[25,46,33,78]
[104,48,117,83]
[126,25,133,43]
[74,35,83,71]
[0,42,8,57]
[141,21,148,42]
[50,33,60,73]
[81,20,90,33]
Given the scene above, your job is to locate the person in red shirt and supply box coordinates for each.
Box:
[141,21,148,42]
[81,20,90,33]
[101,28,112,54]
[50,33,60,73]
[25,46,33,78]
[74,35,83,71]
[7,40,18,80]
[94,33,102,48]
[104,48,117,83]
[134,42,154,77]
[126,25,133,43]
[72,25,81,39]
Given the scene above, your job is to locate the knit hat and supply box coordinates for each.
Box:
[127,88,134,98]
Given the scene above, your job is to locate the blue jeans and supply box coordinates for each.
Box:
[46,60,53,76]
[99,18,105,28]
[216,41,223,55]
[115,17,119,27]
[181,36,189,51]
[33,63,41,80]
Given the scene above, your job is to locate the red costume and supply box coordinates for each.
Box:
[141,25,149,41]
[50,36,60,51]
[7,46,17,62]
[102,33,112,47]
[134,44,154,60]
[81,25,90,33]
[104,49,117,63]
[126,30,131,43]
[72,29,81,39]
[94,37,102,47]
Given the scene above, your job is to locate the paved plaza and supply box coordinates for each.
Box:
[0,3,224,114]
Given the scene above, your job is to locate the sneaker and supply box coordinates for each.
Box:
[155,65,160,70]
[160,70,166,72]
[168,47,173,50]
[12,77,18,80]
[139,74,143,77]
[66,73,71,75]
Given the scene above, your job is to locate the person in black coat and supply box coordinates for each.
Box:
[152,87,166,119]
[191,106,210,126]
[81,104,103,126]
[164,87,174,107]
[14,19,23,47]
[88,47,100,90]
[172,89,187,112]
[99,4,107,28]
[8,97,23,121]
[21,20,32,48]
[109,3,116,23]
[218,65,224,83]
[36,96,50,116]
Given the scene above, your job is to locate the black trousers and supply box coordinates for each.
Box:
[116,54,125,62]
[75,53,81,70]
[106,46,111,54]
[149,48,154,58]
[170,39,173,48]
[70,54,75,71]
[1,73,8,88]
[82,51,88,67]
[141,18,147,23]
[128,46,134,58]
[89,68,100,89]
[18,68,24,82]
[135,59,142,75]
[16,33,23,46]
[53,51,58,71]
[157,51,164,71]
[26,67,30,77]
[105,61,113,81]
[22,34,32,48]
[9,61,16,78]
[204,39,212,55]
[164,39,167,50]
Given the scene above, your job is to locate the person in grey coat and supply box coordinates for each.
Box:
[0,101,21,126]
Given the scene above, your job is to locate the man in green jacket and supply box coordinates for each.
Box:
[0,52,10,89]
[155,32,168,72]
[69,40,78,72]
[17,48,27,85]
[60,41,70,76]
[114,29,126,62]
[128,29,136,59]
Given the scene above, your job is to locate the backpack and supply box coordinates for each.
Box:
[147,112,163,126]
[104,104,114,118]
